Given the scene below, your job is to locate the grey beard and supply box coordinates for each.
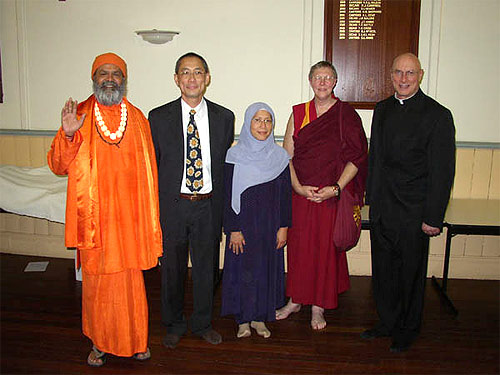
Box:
[93,79,126,106]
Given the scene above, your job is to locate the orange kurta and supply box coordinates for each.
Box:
[48,95,162,356]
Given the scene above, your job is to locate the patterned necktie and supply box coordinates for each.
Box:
[186,109,203,192]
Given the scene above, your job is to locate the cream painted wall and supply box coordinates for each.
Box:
[436,0,500,142]
[0,0,319,135]
[0,0,499,141]
[0,1,24,129]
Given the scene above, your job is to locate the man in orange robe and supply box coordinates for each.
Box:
[47,52,163,367]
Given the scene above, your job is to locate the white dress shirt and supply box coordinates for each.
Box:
[180,98,212,194]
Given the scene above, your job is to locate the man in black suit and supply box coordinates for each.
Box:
[148,52,234,348]
[362,53,455,352]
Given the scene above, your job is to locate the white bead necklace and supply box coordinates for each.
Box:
[94,102,127,141]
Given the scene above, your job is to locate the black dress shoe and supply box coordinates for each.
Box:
[162,333,181,349]
[360,328,390,339]
[389,340,411,353]
[200,329,222,345]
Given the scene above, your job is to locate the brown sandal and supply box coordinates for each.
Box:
[87,346,107,367]
[133,347,151,361]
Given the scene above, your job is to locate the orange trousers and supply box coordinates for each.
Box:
[82,269,148,357]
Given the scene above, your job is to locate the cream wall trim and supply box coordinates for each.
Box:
[0,133,498,168]
[15,0,30,130]
[2,215,497,279]
[0,134,53,167]
[451,148,500,199]
[419,0,443,98]
[300,0,314,102]
[0,213,70,259]
[300,0,325,103]
[489,151,500,200]
[0,129,57,136]
[347,249,500,280]
[0,130,499,150]
[457,142,500,149]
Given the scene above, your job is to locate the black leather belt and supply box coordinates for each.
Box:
[179,192,213,201]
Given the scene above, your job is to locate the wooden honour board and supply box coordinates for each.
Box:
[324,0,421,109]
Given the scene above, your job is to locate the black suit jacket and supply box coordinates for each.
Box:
[366,89,456,229]
[148,98,235,241]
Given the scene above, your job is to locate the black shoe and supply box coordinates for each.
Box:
[162,333,181,349]
[360,328,390,340]
[200,329,222,345]
[389,340,411,353]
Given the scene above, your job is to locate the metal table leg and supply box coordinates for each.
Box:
[431,225,458,317]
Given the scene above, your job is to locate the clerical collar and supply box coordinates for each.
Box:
[394,91,418,105]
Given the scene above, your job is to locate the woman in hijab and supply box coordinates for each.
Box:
[221,102,291,339]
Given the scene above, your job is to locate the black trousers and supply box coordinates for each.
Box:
[369,218,430,342]
[160,198,218,336]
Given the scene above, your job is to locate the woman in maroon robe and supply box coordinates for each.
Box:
[276,61,368,329]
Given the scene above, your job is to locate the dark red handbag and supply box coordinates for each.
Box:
[333,102,362,252]
[333,189,362,252]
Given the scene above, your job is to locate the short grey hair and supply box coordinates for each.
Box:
[308,61,338,80]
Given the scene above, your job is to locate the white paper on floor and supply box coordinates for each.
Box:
[24,261,49,272]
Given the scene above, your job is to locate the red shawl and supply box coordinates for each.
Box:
[292,99,368,205]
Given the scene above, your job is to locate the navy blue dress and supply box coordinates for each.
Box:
[221,163,292,324]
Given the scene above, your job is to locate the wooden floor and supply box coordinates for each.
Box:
[1,254,498,375]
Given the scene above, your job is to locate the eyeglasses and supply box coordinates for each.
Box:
[178,69,206,78]
[252,118,273,125]
[392,70,419,78]
[312,75,335,83]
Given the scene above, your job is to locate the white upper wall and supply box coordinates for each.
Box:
[0,0,499,142]
[0,0,315,135]
[436,0,500,142]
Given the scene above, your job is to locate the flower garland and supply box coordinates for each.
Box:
[94,102,127,146]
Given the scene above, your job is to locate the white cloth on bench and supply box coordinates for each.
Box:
[0,165,67,223]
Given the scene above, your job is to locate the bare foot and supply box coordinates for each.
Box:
[311,305,326,330]
[276,299,301,320]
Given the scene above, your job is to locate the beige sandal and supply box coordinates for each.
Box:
[251,321,271,338]
[237,323,251,338]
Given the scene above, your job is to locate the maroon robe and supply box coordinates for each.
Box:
[286,99,367,309]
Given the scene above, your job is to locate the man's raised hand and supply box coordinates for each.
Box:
[61,98,86,138]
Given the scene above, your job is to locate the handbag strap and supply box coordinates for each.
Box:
[338,100,344,146]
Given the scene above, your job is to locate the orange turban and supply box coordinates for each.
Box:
[91,52,127,78]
